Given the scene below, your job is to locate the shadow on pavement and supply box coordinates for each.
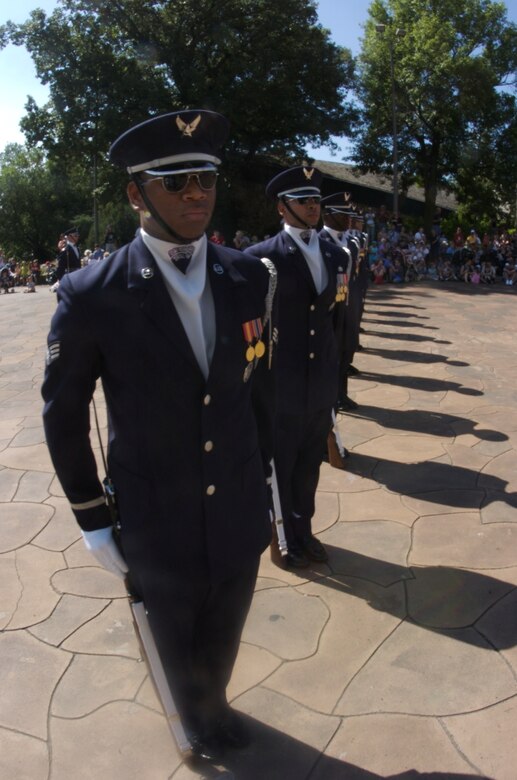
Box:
[365,347,469,366]
[344,405,502,437]
[185,714,486,779]
[344,451,517,510]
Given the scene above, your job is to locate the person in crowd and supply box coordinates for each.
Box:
[91,244,104,261]
[480,257,496,284]
[30,258,41,284]
[371,256,386,284]
[461,256,477,282]
[0,265,15,293]
[56,227,81,281]
[209,229,225,245]
[390,254,405,283]
[503,258,517,286]
[466,229,481,252]
[438,257,456,281]
[245,166,346,569]
[42,109,277,763]
[232,230,251,250]
[103,225,117,253]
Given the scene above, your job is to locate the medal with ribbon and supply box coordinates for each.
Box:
[336,268,347,302]
[242,318,266,362]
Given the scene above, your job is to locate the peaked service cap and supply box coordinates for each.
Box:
[266,166,323,200]
[320,192,355,215]
[109,109,230,176]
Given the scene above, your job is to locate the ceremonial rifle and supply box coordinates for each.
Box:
[92,397,191,756]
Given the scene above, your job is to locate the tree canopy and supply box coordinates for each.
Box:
[1,0,355,252]
[6,0,355,164]
[0,143,90,260]
[353,0,517,230]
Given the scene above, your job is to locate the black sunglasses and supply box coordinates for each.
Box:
[143,171,219,193]
[285,196,321,206]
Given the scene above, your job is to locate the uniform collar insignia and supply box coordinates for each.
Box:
[141,267,154,279]
[213,263,224,274]
[176,114,201,137]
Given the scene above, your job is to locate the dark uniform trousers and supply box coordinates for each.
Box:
[42,235,276,738]
[143,556,260,735]
[245,232,343,547]
[319,229,358,402]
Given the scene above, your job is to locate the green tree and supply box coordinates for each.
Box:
[0,144,90,260]
[3,0,356,241]
[353,0,517,231]
[5,0,354,161]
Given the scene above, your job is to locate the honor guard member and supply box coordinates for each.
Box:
[42,110,277,762]
[351,209,369,352]
[245,166,345,568]
[319,193,359,411]
[55,227,81,280]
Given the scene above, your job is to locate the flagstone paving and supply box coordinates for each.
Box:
[1,281,516,779]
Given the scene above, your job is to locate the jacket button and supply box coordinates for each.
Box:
[310,304,316,311]
[203,394,212,406]
[310,329,315,335]
[206,485,216,496]
[309,352,315,359]
[204,441,214,452]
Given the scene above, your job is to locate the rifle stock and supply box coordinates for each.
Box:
[269,461,288,565]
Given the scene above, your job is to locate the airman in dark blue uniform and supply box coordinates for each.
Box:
[42,110,277,762]
[55,227,81,280]
[245,167,345,568]
[319,193,360,411]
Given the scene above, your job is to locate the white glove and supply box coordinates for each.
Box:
[81,526,128,579]
[50,281,60,292]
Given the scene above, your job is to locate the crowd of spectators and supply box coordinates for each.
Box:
[367,222,517,287]
[2,218,516,295]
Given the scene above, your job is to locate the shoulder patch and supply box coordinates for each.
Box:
[46,341,61,366]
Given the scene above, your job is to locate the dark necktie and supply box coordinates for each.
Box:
[168,245,194,274]
[300,230,312,245]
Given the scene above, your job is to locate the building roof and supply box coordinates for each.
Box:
[314,160,458,212]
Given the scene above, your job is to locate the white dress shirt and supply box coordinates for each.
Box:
[284,224,328,294]
[141,230,215,380]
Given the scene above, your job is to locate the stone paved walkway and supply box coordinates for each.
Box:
[1,281,516,779]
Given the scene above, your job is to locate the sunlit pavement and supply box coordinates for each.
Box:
[1,281,516,779]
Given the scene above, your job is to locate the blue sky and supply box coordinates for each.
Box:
[1,0,516,159]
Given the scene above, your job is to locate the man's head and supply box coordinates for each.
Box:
[320,192,354,232]
[64,228,79,244]
[266,166,323,229]
[109,110,230,243]
[352,210,364,232]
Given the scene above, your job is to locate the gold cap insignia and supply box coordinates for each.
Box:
[343,192,352,202]
[176,114,201,137]
[303,167,315,180]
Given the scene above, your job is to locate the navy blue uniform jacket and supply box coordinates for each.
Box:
[42,235,276,584]
[245,231,344,415]
[56,244,81,280]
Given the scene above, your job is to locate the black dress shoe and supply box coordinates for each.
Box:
[284,548,310,568]
[337,396,358,411]
[188,733,224,762]
[301,536,329,562]
[215,710,251,749]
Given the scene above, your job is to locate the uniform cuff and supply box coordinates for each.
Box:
[72,501,113,532]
